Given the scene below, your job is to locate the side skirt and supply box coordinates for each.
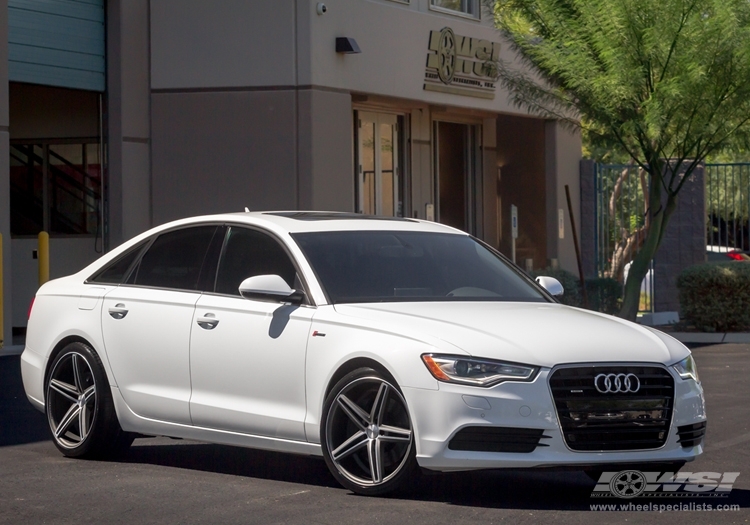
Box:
[111,387,323,457]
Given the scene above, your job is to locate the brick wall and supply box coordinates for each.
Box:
[653,164,706,313]
[579,159,597,278]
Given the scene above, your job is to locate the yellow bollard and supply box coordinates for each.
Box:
[38,231,49,287]
[0,232,3,349]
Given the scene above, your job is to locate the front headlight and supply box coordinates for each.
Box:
[421,354,539,387]
[673,354,700,382]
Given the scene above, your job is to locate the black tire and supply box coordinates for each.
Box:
[45,341,134,459]
[321,367,418,496]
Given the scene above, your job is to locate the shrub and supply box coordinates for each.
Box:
[530,268,621,314]
[677,262,750,332]
[585,278,622,315]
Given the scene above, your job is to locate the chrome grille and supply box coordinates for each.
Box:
[549,366,675,451]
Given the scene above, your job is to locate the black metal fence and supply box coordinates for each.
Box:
[706,163,750,254]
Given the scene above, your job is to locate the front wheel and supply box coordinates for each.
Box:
[321,368,418,495]
[45,341,133,458]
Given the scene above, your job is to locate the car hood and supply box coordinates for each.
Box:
[332,302,689,368]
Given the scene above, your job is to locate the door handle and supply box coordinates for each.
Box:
[197,313,219,330]
[108,303,128,320]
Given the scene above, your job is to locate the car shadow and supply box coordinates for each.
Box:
[124,440,338,488]
[122,441,750,510]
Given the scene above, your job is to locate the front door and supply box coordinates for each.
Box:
[189,226,313,441]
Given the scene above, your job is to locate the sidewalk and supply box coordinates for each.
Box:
[663,332,750,344]
[0,345,24,357]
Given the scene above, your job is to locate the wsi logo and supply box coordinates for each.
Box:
[591,470,740,499]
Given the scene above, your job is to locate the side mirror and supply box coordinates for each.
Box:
[238,274,306,304]
[535,276,564,297]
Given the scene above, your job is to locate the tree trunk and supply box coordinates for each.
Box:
[618,169,677,321]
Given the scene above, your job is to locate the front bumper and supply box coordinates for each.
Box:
[404,365,706,472]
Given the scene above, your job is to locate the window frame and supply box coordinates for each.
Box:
[428,0,481,20]
[87,224,224,293]
[207,223,314,306]
[126,224,223,293]
[85,239,151,285]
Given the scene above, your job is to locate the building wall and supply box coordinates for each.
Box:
[307,0,517,112]
[107,0,151,247]
[546,121,582,273]
[150,0,298,90]
[298,88,355,211]
[151,90,299,224]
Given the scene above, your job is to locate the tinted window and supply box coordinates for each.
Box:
[215,227,296,296]
[132,226,218,291]
[88,240,148,284]
[292,231,547,304]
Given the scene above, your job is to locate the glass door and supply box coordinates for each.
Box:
[434,121,481,234]
[357,112,400,216]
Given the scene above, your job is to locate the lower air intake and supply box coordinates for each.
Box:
[448,426,550,453]
[677,421,706,448]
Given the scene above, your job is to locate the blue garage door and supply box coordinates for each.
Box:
[8,0,105,92]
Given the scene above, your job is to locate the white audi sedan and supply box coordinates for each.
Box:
[21,212,706,495]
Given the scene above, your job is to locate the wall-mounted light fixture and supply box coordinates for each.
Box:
[336,37,361,54]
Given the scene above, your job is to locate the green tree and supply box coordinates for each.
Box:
[490,0,750,320]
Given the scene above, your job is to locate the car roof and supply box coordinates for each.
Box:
[161,211,467,235]
[73,211,467,282]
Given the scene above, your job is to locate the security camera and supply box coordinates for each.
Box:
[316,3,327,15]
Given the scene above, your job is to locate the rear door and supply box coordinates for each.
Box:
[101,225,222,425]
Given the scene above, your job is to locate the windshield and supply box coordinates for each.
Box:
[291,231,548,304]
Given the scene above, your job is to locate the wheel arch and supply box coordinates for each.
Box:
[324,357,401,402]
[43,336,101,399]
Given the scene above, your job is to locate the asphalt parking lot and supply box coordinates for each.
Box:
[0,344,748,524]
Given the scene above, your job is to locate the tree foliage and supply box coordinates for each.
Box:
[490,0,750,320]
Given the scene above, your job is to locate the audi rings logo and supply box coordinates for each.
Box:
[594,373,641,394]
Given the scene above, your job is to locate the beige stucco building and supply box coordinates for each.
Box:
[0,0,581,343]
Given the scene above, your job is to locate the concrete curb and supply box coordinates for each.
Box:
[666,332,750,344]
[0,345,24,357]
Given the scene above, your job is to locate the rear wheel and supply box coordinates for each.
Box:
[321,368,418,495]
[45,342,133,458]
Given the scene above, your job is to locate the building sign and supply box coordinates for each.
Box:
[424,27,501,100]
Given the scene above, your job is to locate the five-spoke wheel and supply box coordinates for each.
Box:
[47,351,98,449]
[322,368,417,495]
[45,342,133,458]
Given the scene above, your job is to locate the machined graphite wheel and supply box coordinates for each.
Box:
[321,368,417,495]
[45,341,133,458]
